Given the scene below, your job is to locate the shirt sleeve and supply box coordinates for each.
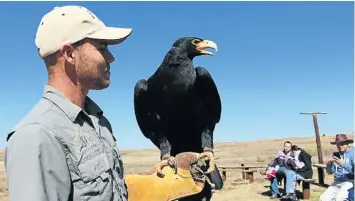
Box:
[5,123,72,201]
[325,161,335,174]
[342,151,354,174]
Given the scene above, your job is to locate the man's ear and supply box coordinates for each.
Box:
[60,44,75,65]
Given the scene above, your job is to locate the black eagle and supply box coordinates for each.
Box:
[133,37,223,196]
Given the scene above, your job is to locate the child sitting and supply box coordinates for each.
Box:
[265,150,290,180]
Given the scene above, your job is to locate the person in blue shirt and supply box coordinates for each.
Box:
[320,134,354,201]
[348,186,354,201]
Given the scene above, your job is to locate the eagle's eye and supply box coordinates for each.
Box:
[191,39,200,45]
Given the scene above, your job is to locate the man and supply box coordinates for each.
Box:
[269,141,294,199]
[320,134,354,201]
[349,186,354,201]
[5,5,133,201]
[282,145,314,201]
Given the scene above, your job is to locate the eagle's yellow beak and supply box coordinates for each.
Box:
[196,40,218,55]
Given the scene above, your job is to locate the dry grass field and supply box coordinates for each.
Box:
[0,133,353,201]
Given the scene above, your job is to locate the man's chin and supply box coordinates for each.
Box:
[91,81,110,90]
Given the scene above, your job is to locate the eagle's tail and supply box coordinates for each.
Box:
[209,164,224,190]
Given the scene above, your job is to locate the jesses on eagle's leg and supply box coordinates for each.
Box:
[199,124,215,174]
[152,136,175,177]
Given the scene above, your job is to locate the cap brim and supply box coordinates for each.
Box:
[87,27,132,45]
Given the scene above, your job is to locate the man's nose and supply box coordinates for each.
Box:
[105,50,115,63]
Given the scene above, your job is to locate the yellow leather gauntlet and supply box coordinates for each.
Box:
[125,152,211,201]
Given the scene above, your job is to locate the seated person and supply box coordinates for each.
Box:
[268,141,295,199]
[348,186,354,201]
[282,145,314,200]
[266,146,313,183]
[320,134,354,201]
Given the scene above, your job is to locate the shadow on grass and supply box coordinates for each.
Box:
[260,185,305,200]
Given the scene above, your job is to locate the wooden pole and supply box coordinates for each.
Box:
[300,112,327,164]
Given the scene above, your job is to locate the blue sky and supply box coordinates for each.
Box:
[0,1,353,150]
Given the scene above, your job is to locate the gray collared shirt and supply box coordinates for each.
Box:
[5,85,128,201]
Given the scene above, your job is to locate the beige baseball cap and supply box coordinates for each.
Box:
[35,5,132,58]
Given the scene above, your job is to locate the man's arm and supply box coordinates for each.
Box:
[340,151,354,174]
[268,151,279,166]
[5,123,72,201]
[325,159,335,174]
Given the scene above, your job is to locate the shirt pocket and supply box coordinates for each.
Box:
[78,150,111,183]
[72,138,113,200]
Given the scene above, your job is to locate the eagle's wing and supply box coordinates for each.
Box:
[133,79,162,149]
[194,66,222,181]
[195,67,222,124]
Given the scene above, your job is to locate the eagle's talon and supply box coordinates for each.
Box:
[157,170,165,178]
[199,150,215,174]
[154,156,175,177]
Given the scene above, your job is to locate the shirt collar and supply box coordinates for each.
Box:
[42,85,103,122]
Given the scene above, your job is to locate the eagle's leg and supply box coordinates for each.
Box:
[199,124,215,174]
[153,137,175,177]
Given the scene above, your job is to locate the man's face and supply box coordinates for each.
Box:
[74,39,115,90]
[284,143,292,153]
[336,142,349,152]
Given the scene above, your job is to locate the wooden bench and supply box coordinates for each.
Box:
[313,164,329,187]
[220,164,268,183]
[302,181,311,200]
[277,173,311,200]
[239,162,269,179]
[242,169,258,183]
[220,166,244,182]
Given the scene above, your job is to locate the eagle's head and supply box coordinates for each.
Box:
[172,37,218,59]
